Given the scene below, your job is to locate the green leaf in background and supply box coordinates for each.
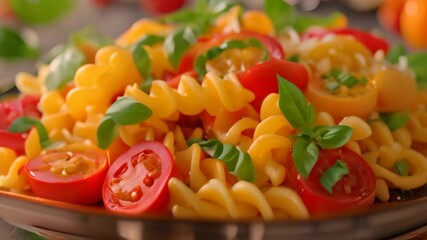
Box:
[278,75,315,131]
[394,159,409,176]
[45,47,86,90]
[293,12,345,33]
[164,26,199,69]
[386,43,407,64]
[8,116,52,148]
[0,26,39,60]
[263,0,296,34]
[407,52,427,89]
[292,137,319,179]
[380,112,409,131]
[106,97,153,125]
[314,125,353,149]
[97,116,119,150]
[320,160,349,194]
[10,0,75,25]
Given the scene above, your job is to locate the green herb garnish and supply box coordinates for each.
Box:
[380,112,409,131]
[130,35,165,92]
[9,116,52,148]
[386,43,407,64]
[394,159,409,176]
[45,47,86,90]
[321,68,367,93]
[164,26,199,69]
[188,138,255,182]
[320,160,349,194]
[194,38,269,78]
[0,26,40,60]
[278,75,353,180]
[10,0,75,25]
[97,97,152,149]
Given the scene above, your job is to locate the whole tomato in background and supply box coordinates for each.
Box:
[378,0,427,49]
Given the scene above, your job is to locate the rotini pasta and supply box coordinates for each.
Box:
[3,0,427,221]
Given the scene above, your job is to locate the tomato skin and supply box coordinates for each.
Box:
[24,150,108,205]
[0,95,41,131]
[304,27,390,54]
[400,0,427,49]
[139,0,186,14]
[239,59,309,111]
[103,140,179,215]
[286,147,376,215]
[378,0,407,34]
[0,130,26,155]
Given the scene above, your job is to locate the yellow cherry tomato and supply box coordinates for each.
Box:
[400,0,427,49]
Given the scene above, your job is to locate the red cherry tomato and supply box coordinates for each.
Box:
[139,0,186,14]
[304,27,390,54]
[0,130,26,155]
[0,95,41,131]
[238,59,309,111]
[24,149,108,205]
[286,147,376,215]
[177,31,285,74]
[103,140,180,215]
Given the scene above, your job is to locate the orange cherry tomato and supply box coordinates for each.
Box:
[400,0,427,49]
[378,0,407,34]
[305,76,377,121]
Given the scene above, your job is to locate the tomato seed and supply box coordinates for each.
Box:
[143,175,154,187]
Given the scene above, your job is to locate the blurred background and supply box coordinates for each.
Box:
[0,0,424,80]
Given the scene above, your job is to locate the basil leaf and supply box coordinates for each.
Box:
[380,112,409,131]
[320,160,349,194]
[263,0,296,33]
[194,38,268,78]
[407,52,427,89]
[45,47,86,90]
[294,12,345,33]
[314,125,353,149]
[106,97,152,125]
[394,159,409,176]
[130,35,164,91]
[278,75,315,131]
[9,116,52,148]
[0,26,39,60]
[387,44,406,64]
[10,0,75,25]
[292,137,319,179]
[97,116,119,150]
[190,138,255,182]
[164,26,199,69]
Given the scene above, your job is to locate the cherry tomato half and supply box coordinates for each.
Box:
[0,130,26,155]
[0,95,41,131]
[239,59,309,111]
[25,149,108,205]
[286,147,376,215]
[139,0,186,14]
[177,31,285,74]
[103,140,180,215]
[304,27,390,54]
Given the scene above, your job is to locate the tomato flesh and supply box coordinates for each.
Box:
[103,141,178,215]
[0,130,26,155]
[24,150,108,205]
[286,147,376,215]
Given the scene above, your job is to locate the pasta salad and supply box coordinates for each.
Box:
[1,0,427,220]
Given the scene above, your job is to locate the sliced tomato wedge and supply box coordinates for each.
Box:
[24,149,108,205]
[103,140,180,215]
[239,59,309,111]
[286,147,376,215]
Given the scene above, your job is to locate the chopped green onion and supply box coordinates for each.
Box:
[322,68,367,93]
[320,160,349,194]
